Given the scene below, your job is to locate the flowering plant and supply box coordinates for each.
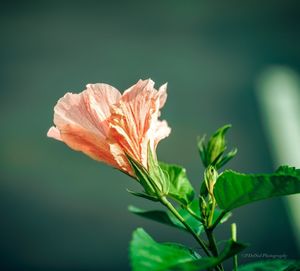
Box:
[48,79,300,271]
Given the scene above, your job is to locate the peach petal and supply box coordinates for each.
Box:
[47,126,62,141]
[58,124,119,167]
[153,120,171,148]
[54,92,100,135]
[122,79,155,101]
[109,143,133,174]
[49,85,123,170]
[108,79,170,169]
[157,83,168,108]
[84,84,121,127]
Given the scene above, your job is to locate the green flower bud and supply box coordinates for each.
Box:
[147,144,170,197]
[206,124,231,165]
[197,124,237,169]
[125,144,170,199]
[204,166,218,196]
[126,154,157,197]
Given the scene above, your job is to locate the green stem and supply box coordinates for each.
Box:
[209,210,227,231]
[206,229,224,271]
[186,205,223,271]
[231,223,238,271]
[207,198,216,227]
[205,198,224,271]
[160,197,211,257]
[205,229,219,257]
[186,206,203,222]
[205,224,225,271]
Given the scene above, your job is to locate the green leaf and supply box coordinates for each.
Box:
[126,189,159,202]
[214,166,300,211]
[129,205,181,229]
[159,162,194,205]
[128,202,204,235]
[128,200,230,235]
[130,228,199,271]
[276,165,300,176]
[217,147,238,169]
[213,208,232,224]
[238,260,300,271]
[130,228,247,271]
[171,239,247,271]
[197,134,207,167]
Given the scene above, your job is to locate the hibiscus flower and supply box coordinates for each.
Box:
[47,79,171,176]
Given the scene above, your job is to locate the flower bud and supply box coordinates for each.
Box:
[197,124,237,169]
[206,125,231,166]
[125,144,170,200]
[147,145,169,196]
[204,166,218,196]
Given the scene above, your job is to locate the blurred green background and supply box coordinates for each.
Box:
[1,1,300,270]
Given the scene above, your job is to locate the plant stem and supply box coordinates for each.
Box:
[208,198,216,227]
[205,228,219,257]
[205,198,224,271]
[204,228,224,271]
[209,210,227,231]
[160,196,211,257]
[231,223,238,271]
[186,206,203,222]
[185,205,223,271]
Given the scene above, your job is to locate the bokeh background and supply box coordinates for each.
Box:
[1,1,300,270]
